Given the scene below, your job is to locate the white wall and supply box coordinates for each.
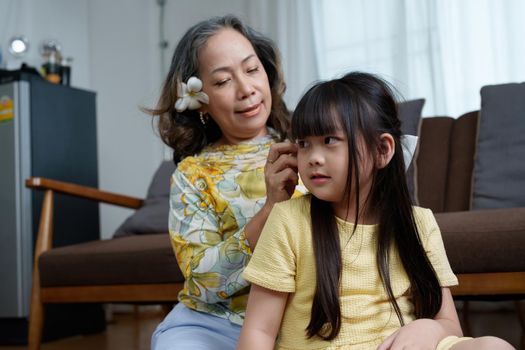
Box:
[0,0,91,87]
[88,0,252,238]
[0,0,263,239]
[88,0,163,238]
[1,0,291,239]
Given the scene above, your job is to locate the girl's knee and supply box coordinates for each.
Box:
[480,336,515,349]
[466,336,515,350]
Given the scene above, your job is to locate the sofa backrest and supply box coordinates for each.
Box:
[416,112,479,213]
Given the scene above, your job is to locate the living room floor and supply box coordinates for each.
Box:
[0,301,522,350]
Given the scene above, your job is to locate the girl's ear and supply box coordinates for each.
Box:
[376,133,395,169]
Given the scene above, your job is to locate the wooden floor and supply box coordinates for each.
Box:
[0,306,162,350]
[0,301,522,350]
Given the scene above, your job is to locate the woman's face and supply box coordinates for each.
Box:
[198,28,272,146]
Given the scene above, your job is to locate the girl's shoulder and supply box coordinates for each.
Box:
[411,205,434,219]
[268,195,312,227]
[411,205,440,236]
[273,194,312,214]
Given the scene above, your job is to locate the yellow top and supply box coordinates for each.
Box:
[243,195,458,350]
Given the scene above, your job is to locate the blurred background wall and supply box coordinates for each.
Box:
[1,0,524,238]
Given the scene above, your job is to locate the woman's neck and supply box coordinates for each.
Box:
[213,127,269,147]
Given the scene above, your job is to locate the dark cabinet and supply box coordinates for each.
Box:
[0,71,104,344]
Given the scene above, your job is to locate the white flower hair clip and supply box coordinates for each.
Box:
[175,76,209,112]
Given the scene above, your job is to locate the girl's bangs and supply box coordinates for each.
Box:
[291,85,345,140]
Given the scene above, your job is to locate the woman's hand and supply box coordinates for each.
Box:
[377,319,448,350]
[264,142,299,206]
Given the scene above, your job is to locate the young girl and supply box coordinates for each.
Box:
[237,72,514,350]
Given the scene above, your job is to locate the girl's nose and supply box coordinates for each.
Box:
[308,148,325,166]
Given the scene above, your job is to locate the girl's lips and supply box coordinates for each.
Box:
[310,174,330,185]
[237,103,262,118]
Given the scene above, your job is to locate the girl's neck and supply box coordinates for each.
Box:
[331,190,377,225]
[333,205,378,225]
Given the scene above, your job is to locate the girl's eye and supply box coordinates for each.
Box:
[297,140,309,148]
[324,136,338,145]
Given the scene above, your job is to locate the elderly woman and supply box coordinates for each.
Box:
[148,15,304,350]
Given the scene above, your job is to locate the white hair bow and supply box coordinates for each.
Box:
[400,135,418,171]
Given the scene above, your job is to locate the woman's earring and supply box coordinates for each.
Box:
[199,111,208,125]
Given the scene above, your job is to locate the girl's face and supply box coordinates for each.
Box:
[198,28,272,146]
[297,128,375,220]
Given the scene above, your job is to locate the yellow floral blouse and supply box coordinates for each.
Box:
[169,132,305,325]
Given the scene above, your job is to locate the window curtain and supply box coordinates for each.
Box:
[245,0,319,108]
[435,0,525,117]
[312,0,525,117]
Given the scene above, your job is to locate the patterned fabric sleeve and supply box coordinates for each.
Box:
[417,208,459,287]
[243,202,297,293]
[169,169,251,305]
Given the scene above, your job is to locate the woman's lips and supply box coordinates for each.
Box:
[237,103,262,118]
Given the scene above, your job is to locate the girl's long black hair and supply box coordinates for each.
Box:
[291,72,442,340]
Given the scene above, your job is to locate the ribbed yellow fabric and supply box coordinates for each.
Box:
[243,195,458,350]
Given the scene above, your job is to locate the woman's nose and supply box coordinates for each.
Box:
[236,77,255,99]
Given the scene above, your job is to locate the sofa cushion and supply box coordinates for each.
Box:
[417,117,455,213]
[114,161,175,237]
[436,207,525,274]
[40,234,183,287]
[398,98,424,136]
[472,82,525,209]
[398,98,425,203]
[444,112,479,212]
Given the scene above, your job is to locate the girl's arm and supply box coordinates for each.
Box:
[433,287,463,336]
[377,288,462,350]
[236,284,289,350]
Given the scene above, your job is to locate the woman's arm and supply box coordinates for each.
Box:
[244,142,299,247]
[378,288,462,350]
[236,284,288,350]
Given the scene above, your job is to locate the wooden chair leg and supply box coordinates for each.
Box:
[461,300,472,337]
[28,284,43,350]
[514,300,525,350]
[28,190,54,350]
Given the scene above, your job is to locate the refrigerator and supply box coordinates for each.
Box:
[0,70,105,344]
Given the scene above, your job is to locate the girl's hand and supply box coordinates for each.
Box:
[377,319,448,350]
[264,142,299,206]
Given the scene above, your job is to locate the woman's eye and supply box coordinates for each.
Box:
[215,78,230,86]
[247,66,259,73]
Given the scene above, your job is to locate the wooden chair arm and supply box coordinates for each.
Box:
[25,177,144,209]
